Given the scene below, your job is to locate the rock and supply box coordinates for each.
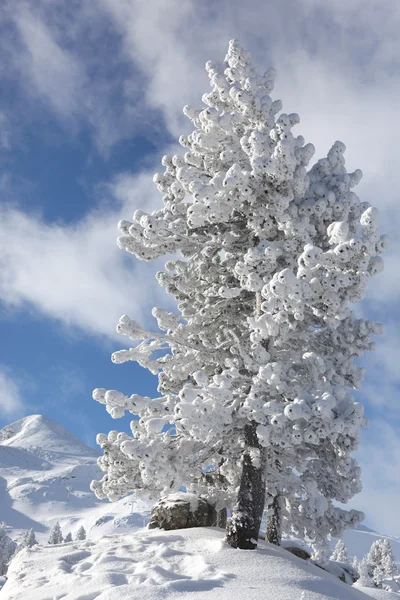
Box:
[148,493,217,530]
[283,539,359,587]
[314,560,359,585]
[285,546,312,560]
[341,563,359,584]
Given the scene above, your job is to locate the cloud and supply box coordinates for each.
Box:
[13,9,86,121]
[1,2,156,153]
[0,171,169,340]
[356,419,400,536]
[0,367,25,418]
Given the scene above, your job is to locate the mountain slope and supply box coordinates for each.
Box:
[0,414,99,458]
[341,526,400,564]
[0,414,150,541]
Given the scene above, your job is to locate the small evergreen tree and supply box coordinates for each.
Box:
[366,539,383,587]
[358,556,373,588]
[76,526,86,541]
[331,539,349,564]
[21,529,38,549]
[365,538,398,588]
[0,522,17,576]
[381,538,398,579]
[64,532,73,543]
[48,522,63,545]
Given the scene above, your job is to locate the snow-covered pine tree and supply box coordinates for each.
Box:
[366,539,385,587]
[91,39,387,551]
[381,538,398,579]
[366,538,398,587]
[48,522,63,545]
[331,538,349,564]
[0,523,16,576]
[21,529,38,549]
[358,556,373,588]
[64,532,73,543]
[76,526,86,541]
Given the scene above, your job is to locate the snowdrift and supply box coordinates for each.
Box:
[2,527,378,600]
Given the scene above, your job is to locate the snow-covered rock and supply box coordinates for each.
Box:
[149,492,216,530]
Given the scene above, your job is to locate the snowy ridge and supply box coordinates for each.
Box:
[2,528,378,600]
[0,415,98,457]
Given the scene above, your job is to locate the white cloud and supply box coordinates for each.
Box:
[0,171,169,340]
[0,367,25,418]
[14,9,85,121]
[356,420,400,536]
[1,2,153,153]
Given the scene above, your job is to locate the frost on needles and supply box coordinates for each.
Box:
[91,39,388,554]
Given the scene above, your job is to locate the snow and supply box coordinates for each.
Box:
[0,415,98,457]
[0,415,151,543]
[355,588,400,600]
[2,527,378,600]
[334,526,400,564]
[163,492,200,512]
[0,413,399,599]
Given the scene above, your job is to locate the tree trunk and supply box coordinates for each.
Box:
[216,507,227,528]
[226,423,266,549]
[266,494,282,545]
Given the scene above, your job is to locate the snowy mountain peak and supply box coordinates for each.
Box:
[0,414,98,457]
[0,414,150,545]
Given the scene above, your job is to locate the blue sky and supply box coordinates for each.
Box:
[0,0,399,535]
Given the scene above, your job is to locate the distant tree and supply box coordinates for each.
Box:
[64,532,73,543]
[21,529,38,549]
[380,538,398,579]
[358,556,373,588]
[48,522,63,545]
[76,526,86,541]
[91,39,387,552]
[0,523,17,575]
[366,538,398,587]
[331,539,349,564]
[366,540,384,586]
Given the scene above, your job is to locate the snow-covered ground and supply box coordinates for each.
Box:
[1,527,386,600]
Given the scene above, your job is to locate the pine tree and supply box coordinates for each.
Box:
[21,529,38,549]
[358,556,373,588]
[0,522,16,576]
[64,532,73,543]
[331,539,349,564]
[381,538,398,579]
[76,526,86,541]
[366,538,398,587]
[91,39,387,551]
[48,522,63,545]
